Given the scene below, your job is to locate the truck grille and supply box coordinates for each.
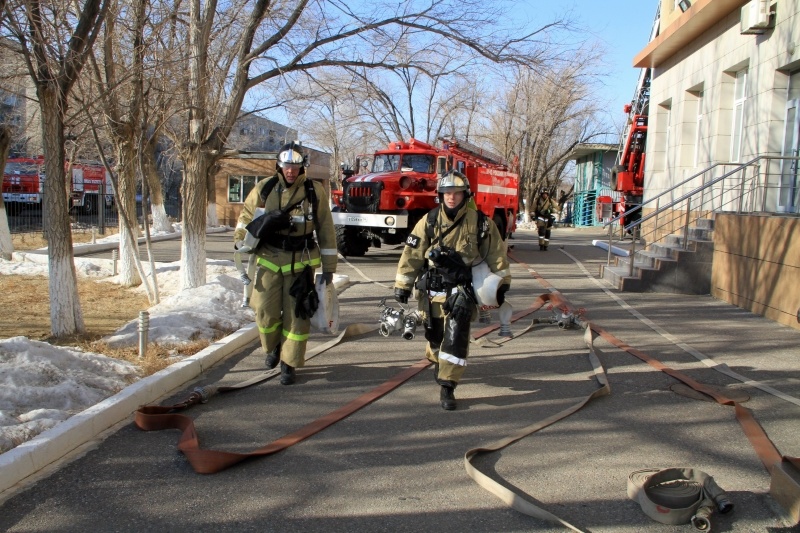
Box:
[344,183,379,213]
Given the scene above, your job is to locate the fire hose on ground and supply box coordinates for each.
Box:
[134,255,800,530]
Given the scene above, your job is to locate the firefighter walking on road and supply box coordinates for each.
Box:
[393,171,511,410]
[535,189,558,251]
[233,143,338,385]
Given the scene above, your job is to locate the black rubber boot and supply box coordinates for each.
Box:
[280,361,295,385]
[265,344,280,369]
[440,385,456,411]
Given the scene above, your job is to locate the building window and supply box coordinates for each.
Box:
[694,91,704,167]
[655,102,672,171]
[730,69,747,162]
[227,175,265,203]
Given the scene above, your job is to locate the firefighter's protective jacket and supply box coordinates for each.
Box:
[236,173,338,274]
[394,204,511,299]
[534,196,557,219]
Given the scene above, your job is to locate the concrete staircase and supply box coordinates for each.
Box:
[600,218,715,294]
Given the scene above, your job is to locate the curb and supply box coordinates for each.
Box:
[0,323,258,496]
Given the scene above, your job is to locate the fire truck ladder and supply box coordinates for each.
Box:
[615,4,660,166]
[439,137,508,168]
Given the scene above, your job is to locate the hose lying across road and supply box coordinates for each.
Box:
[134,248,799,530]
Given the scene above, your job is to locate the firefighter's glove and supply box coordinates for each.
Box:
[443,288,473,323]
[246,210,291,239]
[321,272,333,286]
[497,284,510,305]
[394,287,411,304]
[233,228,246,242]
[289,266,319,320]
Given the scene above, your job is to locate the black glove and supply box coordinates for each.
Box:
[321,272,333,285]
[497,284,510,305]
[289,266,318,319]
[394,287,411,304]
[443,288,473,322]
[246,210,291,238]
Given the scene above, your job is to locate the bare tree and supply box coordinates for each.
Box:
[158,0,568,289]
[0,125,12,260]
[486,59,606,221]
[2,0,109,336]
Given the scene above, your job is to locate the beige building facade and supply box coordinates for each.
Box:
[633,0,799,329]
[637,0,798,209]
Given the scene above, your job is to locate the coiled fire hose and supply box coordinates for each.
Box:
[627,468,733,531]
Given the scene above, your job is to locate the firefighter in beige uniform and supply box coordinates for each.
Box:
[394,171,511,410]
[534,189,558,251]
[234,143,338,385]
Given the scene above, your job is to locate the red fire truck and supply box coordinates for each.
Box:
[2,157,114,215]
[331,137,519,256]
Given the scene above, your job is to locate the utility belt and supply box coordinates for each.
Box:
[415,269,457,293]
[262,232,316,252]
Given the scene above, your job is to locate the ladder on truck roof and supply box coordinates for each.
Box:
[439,136,508,168]
[615,4,660,166]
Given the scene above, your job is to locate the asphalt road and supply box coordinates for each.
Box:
[3,226,799,532]
[74,230,237,262]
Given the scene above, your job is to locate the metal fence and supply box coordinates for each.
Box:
[4,198,182,235]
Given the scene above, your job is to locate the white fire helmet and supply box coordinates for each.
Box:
[472,261,504,307]
[437,170,471,196]
[277,142,306,168]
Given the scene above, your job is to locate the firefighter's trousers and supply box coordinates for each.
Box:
[423,298,470,385]
[250,246,320,369]
[537,221,552,248]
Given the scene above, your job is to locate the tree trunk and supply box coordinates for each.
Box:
[116,139,141,287]
[40,88,85,337]
[143,139,173,233]
[206,165,218,226]
[0,127,13,261]
[181,147,208,289]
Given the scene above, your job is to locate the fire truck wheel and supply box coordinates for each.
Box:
[335,225,370,257]
[82,196,95,215]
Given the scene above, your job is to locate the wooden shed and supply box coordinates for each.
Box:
[215,147,332,227]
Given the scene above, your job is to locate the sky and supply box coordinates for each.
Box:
[525,0,659,127]
[0,230,289,454]
[257,0,659,147]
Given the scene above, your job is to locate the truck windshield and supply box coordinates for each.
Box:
[4,162,39,174]
[400,154,435,173]
[372,154,400,173]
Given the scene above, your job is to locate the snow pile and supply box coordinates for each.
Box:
[0,336,139,453]
[0,230,257,454]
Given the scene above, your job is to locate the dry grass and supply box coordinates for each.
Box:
[3,231,223,377]
[11,228,107,250]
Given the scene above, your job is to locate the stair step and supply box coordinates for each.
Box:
[604,219,715,295]
[624,250,677,269]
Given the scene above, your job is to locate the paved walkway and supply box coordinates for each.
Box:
[1,226,798,532]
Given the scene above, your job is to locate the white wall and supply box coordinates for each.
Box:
[645,0,800,212]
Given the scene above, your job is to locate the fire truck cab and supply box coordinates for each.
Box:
[331,137,519,256]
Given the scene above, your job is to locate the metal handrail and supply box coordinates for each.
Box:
[603,161,735,230]
[604,154,800,267]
